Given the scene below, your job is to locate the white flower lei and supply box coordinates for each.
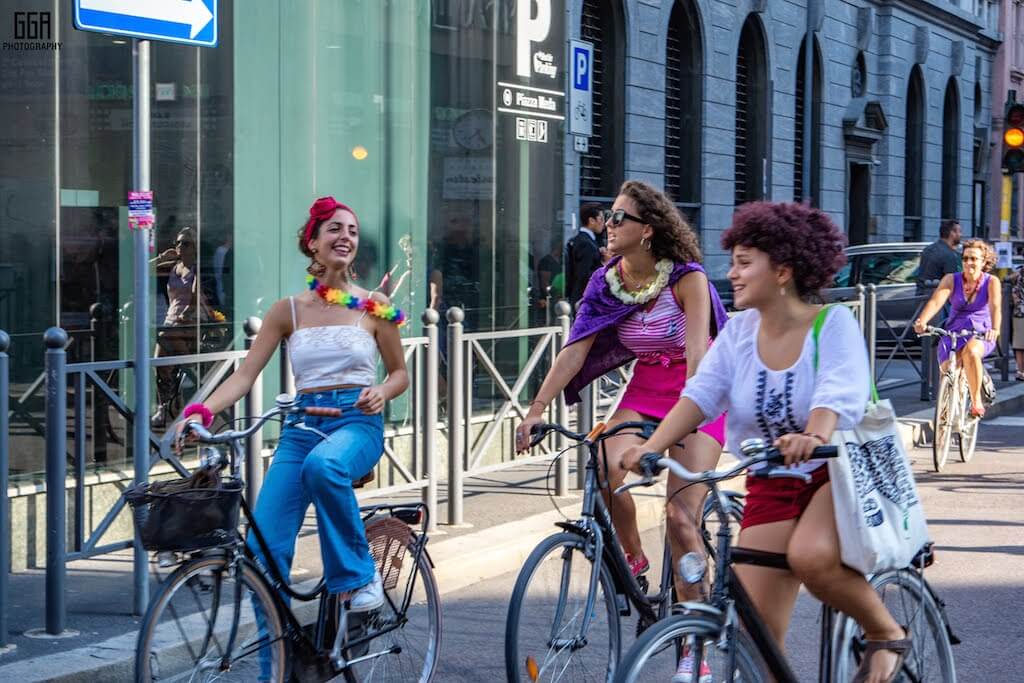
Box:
[605,258,673,305]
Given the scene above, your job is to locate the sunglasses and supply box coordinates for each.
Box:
[607,208,645,227]
[175,240,195,248]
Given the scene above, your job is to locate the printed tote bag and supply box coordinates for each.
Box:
[813,306,930,574]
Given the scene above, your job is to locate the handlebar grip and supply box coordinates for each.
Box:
[304,406,342,417]
[812,445,839,458]
[639,452,664,477]
[528,424,548,448]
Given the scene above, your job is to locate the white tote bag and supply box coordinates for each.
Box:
[814,308,930,575]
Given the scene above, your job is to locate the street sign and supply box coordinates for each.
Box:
[73,0,217,47]
[569,40,593,137]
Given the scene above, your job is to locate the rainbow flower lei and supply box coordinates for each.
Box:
[306,275,408,326]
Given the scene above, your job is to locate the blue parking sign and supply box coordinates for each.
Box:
[573,45,591,91]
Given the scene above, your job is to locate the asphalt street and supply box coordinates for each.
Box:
[435,420,1024,682]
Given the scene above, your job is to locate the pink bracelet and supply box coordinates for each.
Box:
[183,403,214,428]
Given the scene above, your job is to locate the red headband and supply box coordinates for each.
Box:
[303,196,358,245]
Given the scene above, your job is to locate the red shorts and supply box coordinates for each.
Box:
[739,465,830,530]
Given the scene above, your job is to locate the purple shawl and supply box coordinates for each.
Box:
[563,258,729,405]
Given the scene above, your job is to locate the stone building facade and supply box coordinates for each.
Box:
[561,0,1002,275]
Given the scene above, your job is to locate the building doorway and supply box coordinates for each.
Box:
[848,162,871,245]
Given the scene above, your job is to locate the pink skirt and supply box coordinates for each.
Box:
[619,359,727,446]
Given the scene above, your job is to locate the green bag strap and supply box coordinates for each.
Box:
[812,304,880,404]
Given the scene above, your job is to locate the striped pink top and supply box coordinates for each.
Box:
[617,285,687,365]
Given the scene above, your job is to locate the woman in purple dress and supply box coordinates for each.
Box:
[914,239,1002,417]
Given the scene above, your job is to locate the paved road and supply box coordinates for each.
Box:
[436,421,1024,682]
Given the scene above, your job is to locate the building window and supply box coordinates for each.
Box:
[942,78,960,221]
[905,66,926,241]
[735,15,769,206]
[580,0,625,202]
[793,36,823,205]
[665,0,702,227]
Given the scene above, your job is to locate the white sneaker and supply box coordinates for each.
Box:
[349,571,384,612]
[672,652,712,683]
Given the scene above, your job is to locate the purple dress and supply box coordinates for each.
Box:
[938,272,995,363]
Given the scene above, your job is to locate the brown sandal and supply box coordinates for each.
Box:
[852,628,912,683]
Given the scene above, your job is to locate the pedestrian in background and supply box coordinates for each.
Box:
[1011,261,1024,381]
[564,203,608,308]
[917,219,962,293]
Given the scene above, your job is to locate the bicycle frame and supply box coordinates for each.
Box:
[554,432,675,647]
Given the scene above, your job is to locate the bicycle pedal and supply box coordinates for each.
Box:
[637,575,650,594]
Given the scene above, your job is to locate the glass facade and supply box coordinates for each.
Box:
[0,0,566,481]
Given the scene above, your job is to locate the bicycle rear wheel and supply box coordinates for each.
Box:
[831,569,957,683]
[505,532,621,682]
[345,517,441,682]
[135,553,286,683]
[933,374,955,472]
[613,614,765,683]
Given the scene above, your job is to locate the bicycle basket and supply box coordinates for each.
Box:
[124,474,243,552]
[365,517,414,592]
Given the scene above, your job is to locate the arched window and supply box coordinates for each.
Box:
[904,67,926,241]
[580,0,625,202]
[665,0,702,226]
[735,15,769,206]
[942,78,960,221]
[793,36,823,205]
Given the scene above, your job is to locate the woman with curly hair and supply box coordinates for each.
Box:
[622,202,909,683]
[914,238,1002,417]
[515,179,729,681]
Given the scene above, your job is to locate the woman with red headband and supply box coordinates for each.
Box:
[176,196,409,614]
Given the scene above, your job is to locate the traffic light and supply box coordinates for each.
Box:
[1003,101,1024,173]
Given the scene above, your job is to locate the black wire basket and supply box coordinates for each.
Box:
[124,474,243,552]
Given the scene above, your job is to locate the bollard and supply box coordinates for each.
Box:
[920,334,935,401]
[446,307,465,526]
[422,309,440,532]
[0,331,10,650]
[866,285,878,384]
[243,318,264,506]
[44,327,69,635]
[1001,281,1012,382]
[554,301,571,497]
[578,383,594,490]
[279,339,295,397]
[855,284,867,337]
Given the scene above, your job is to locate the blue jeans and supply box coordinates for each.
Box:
[247,388,383,594]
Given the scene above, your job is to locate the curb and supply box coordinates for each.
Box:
[896,381,1024,447]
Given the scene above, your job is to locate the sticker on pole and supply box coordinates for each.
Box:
[128,191,154,230]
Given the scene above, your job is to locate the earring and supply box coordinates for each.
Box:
[780,286,787,298]
[306,260,326,277]
[641,237,652,251]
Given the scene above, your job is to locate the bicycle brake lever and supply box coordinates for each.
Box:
[613,478,654,495]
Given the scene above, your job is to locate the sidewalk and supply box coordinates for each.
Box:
[0,371,1020,681]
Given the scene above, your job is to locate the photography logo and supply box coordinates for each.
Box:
[5,11,62,50]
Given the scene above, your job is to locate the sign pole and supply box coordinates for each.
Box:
[132,37,151,617]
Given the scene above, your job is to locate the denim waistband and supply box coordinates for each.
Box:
[295,387,364,408]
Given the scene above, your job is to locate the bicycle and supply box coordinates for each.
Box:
[921,326,986,471]
[612,441,958,682]
[504,421,743,682]
[132,393,441,682]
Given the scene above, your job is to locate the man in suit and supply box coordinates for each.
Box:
[565,203,607,307]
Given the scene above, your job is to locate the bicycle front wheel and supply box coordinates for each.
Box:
[345,517,442,683]
[957,378,979,463]
[505,532,621,682]
[831,569,957,683]
[135,553,286,683]
[613,614,765,683]
[933,374,955,472]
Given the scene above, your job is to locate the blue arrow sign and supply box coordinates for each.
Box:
[74,0,217,48]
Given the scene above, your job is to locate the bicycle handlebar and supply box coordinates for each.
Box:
[527,420,659,449]
[181,394,341,445]
[919,326,986,340]
[614,439,838,494]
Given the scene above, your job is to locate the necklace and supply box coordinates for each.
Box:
[605,259,672,305]
[306,275,408,326]
[963,275,982,303]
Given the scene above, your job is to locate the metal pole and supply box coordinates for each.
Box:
[279,340,295,397]
[554,301,571,497]
[0,331,10,649]
[131,38,151,618]
[801,11,814,204]
[89,304,108,464]
[44,327,69,635]
[1001,279,1012,382]
[866,285,878,383]
[446,307,465,526]
[855,284,867,337]
[921,333,935,401]
[577,382,594,490]
[422,309,440,532]
[243,318,263,506]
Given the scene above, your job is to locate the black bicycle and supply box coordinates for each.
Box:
[612,440,958,682]
[504,421,743,682]
[131,394,441,682]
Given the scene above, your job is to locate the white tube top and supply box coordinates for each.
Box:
[286,298,378,391]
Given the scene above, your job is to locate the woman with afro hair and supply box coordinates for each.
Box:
[622,201,909,683]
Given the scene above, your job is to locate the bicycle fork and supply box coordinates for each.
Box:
[548,524,605,652]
